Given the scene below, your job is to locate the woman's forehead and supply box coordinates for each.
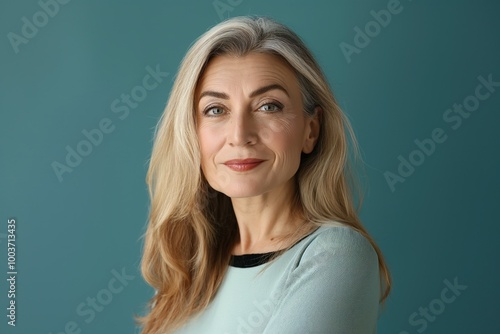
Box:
[196,53,299,96]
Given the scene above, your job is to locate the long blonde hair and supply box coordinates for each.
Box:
[138,16,391,334]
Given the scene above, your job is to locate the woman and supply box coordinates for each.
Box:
[139,16,391,333]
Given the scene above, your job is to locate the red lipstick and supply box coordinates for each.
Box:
[224,159,264,172]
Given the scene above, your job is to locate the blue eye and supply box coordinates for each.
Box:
[259,103,283,112]
[205,106,224,116]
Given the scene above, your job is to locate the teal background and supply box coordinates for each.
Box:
[1,0,499,333]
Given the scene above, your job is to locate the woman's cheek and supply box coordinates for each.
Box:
[197,126,229,190]
[198,127,217,166]
[258,115,299,144]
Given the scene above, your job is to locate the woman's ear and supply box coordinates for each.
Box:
[302,106,322,154]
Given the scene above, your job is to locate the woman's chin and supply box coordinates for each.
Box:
[217,185,267,199]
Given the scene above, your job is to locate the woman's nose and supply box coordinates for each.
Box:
[227,111,258,147]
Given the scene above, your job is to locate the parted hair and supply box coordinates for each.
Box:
[138,16,391,334]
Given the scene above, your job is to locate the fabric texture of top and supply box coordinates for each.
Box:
[173,222,381,334]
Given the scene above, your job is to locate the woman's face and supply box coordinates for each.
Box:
[195,52,319,198]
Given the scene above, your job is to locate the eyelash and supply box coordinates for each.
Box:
[203,101,284,117]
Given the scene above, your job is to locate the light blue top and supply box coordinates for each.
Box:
[173,223,381,334]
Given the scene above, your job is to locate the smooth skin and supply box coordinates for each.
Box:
[195,53,321,255]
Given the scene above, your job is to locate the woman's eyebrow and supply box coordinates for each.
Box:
[199,84,289,100]
[249,84,289,98]
[199,91,229,100]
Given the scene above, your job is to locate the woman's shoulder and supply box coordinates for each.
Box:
[277,221,381,314]
[293,222,378,268]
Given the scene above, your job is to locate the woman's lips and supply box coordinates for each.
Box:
[223,159,264,172]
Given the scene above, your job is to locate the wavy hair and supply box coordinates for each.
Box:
[138,16,391,334]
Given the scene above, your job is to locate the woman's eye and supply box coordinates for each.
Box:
[205,106,225,116]
[258,103,282,112]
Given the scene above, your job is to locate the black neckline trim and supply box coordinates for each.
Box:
[229,227,320,268]
[230,251,276,268]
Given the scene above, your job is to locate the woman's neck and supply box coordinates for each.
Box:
[230,180,306,255]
